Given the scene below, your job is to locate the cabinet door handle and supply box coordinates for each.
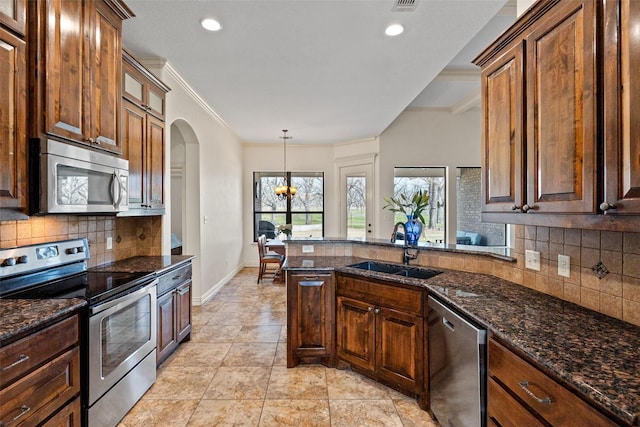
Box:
[1,354,29,371]
[518,381,552,404]
[511,204,521,212]
[367,306,373,312]
[522,204,535,213]
[2,405,31,425]
[374,308,380,314]
[600,202,616,212]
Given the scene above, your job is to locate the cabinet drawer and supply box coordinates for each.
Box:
[488,377,544,427]
[0,315,79,388]
[158,263,192,296]
[337,275,423,315]
[0,347,80,427]
[41,396,80,427]
[489,339,615,427]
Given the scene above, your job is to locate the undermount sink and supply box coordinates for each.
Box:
[348,261,442,280]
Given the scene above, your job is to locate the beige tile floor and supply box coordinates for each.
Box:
[119,268,440,427]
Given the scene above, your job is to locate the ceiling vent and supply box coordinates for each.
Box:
[391,0,418,12]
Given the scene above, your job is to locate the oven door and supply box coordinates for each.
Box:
[88,280,157,405]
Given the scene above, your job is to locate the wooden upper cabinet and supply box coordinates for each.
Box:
[603,0,640,215]
[525,0,597,214]
[123,50,167,120]
[147,114,165,208]
[0,0,26,35]
[29,0,132,154]
[481,42,525,213]
[0,26,27,215]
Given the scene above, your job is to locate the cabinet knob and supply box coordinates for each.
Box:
[511,204,521,212]
[522,204,534,213]
[374,308,380,314]
[367,307,373,312]
[600,202,616,212]
[86,137,95,144]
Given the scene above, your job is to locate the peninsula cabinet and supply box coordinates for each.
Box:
[287,271,335,368]
[488,338,618,427]
[156,262,192,365]
[474,0,640,231]
[336,274,427,408]
[0,17,27,219]
[121,51,170,215]
[27,0,133,154]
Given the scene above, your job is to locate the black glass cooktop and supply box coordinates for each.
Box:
[2,269,152,306]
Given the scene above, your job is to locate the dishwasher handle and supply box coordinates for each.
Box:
[442,317,455,331]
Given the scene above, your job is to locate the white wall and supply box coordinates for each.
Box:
[378,108,482,243]
[144,60,245,305]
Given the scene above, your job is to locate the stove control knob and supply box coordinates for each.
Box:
[17,255,29,264]
[2,257,17,267]
[77,246,85,253]
[66,247,78,255]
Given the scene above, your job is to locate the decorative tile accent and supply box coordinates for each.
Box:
[592,261,610,279]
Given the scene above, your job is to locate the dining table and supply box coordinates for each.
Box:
[265,239,286,282]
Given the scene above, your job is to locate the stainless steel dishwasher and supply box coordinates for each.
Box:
[428,296,487,427]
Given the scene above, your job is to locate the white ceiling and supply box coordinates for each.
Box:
[122,0,515,145]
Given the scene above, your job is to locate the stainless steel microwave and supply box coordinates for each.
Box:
[30,139,129,214]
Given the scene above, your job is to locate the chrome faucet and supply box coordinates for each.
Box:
[391,222,419,265]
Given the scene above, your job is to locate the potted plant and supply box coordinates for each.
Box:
[383,190,430,245]
[277,223,293,239]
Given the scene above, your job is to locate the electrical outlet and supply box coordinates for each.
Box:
[106,237,112,250]
[302,245,314,253]
[525,250,541,271]
[558,254,570,278]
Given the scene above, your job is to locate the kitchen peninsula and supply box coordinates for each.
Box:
[284,238,640,426]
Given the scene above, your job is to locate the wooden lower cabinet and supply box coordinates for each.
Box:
[287,271,334,367]
[336,274,426,406]
[488,337,618,426]
[0,314,81,427]
[156,263,193,365]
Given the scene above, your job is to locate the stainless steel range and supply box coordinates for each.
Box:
[0,238,157,427]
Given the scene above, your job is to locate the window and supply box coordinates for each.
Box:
[253,172,324,240]
[456,167,507,246]
[392,167,446,243]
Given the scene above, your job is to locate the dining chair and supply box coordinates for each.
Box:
[257,234,284,283]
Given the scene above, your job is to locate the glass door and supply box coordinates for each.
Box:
[340,164,374,239]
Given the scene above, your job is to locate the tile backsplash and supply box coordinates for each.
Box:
[0,215,162,268]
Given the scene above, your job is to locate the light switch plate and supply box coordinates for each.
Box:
[558,254,570,278]
[302,245,314,253]
[525,250,541,271]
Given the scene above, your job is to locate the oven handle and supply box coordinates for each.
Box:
[90,278,158,316]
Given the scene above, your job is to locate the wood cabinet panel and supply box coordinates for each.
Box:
[147,114,165,208]
[525,0,597,214]
[176,281,192,343]
[0,26,26,213]
[41,396,80,427]
[489,338,616,427]
[122,102,146,206]
[0,347,80,427]
[0,315,78,388]
[156,290,177,364]
[488,377,545,427]
[376,306,422,393]
[603,0,640,214]
[481,42,524,213]
[287,272,335,367]
[336,296,375,372]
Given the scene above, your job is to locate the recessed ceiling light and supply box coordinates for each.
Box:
[385,24,404,36]
[201,18,222,32]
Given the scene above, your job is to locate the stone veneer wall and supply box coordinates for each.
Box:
[0,216,162,268]
[287,226,640,327]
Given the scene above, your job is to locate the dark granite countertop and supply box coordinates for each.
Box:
[285,256,640,426]
[0,299,86,346]
[89,255,195,275]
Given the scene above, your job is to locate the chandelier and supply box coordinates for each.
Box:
[274,129,297,199]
